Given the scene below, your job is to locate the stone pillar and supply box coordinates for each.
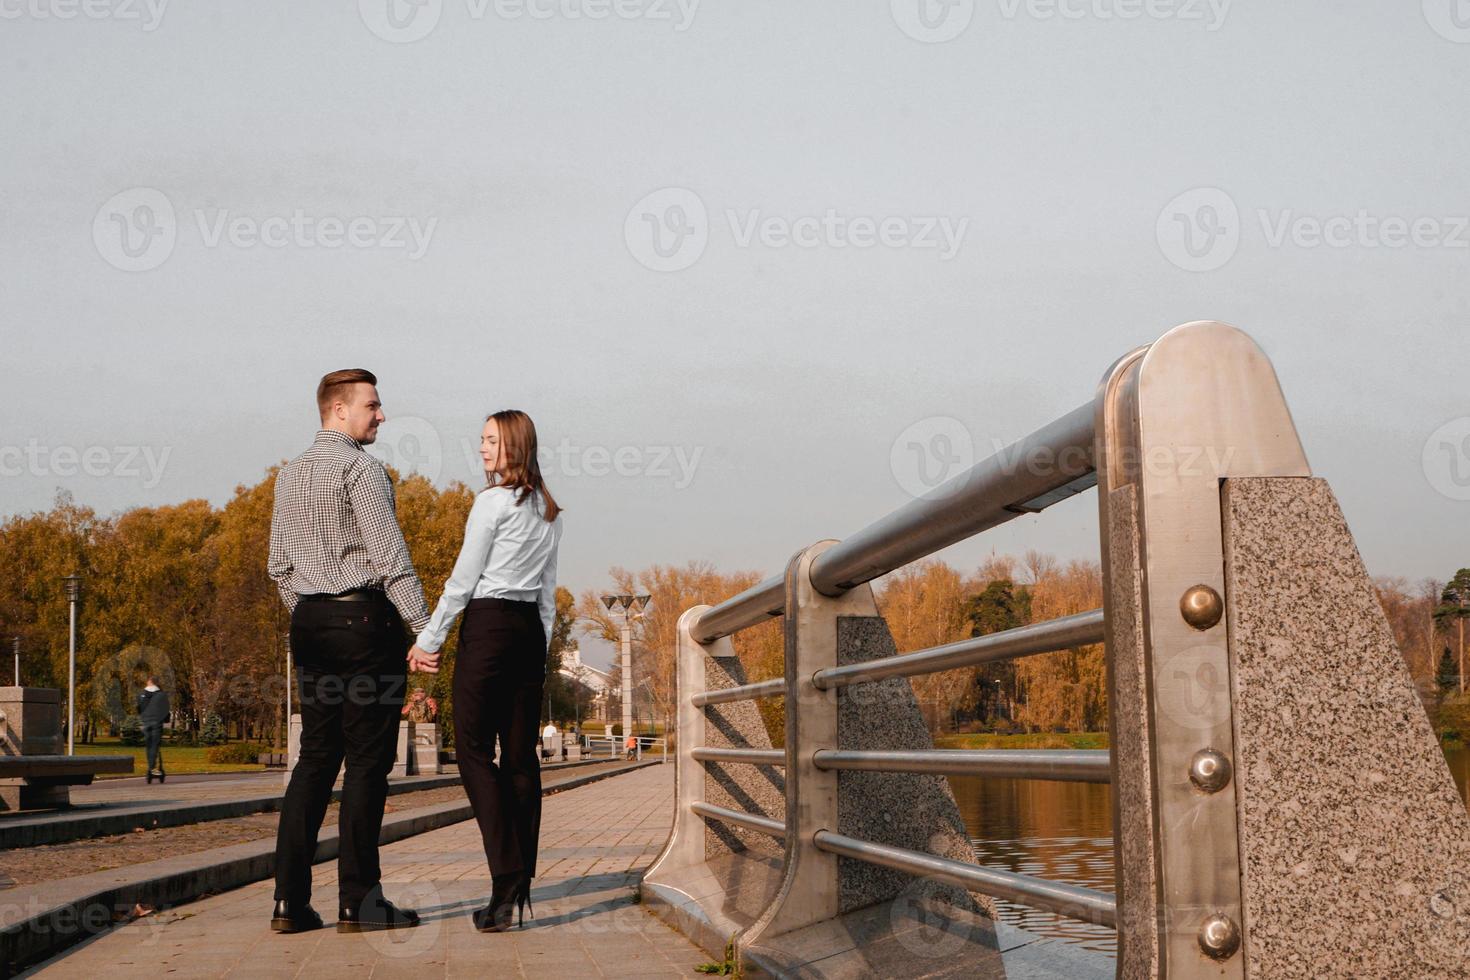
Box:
[1220,478,1470,978]
[411,722,442,774]
[391,720,412,778]
[0,687,63,757]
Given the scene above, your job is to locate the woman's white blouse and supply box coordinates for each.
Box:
[416,486,562,653]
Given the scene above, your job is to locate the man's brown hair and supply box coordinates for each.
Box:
[316,368,378,421]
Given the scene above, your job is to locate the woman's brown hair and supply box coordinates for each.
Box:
[487,409,561,522]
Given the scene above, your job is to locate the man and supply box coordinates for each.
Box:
[267,368,438,934]
[135,676,169,784]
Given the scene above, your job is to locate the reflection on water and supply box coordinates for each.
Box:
[1446,744,1469,808]
[949,743,1470,955]
[949,774,1117,954]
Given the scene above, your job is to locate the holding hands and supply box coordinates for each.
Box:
[408,644,441,674]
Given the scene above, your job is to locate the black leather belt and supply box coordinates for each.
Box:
[303,588,385,603]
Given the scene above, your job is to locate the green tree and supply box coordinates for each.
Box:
[965,578,1030,728]
[1439,646,1459,695]
[1434,568,1470,695]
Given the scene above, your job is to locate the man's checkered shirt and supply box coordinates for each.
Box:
[267,428,431,632]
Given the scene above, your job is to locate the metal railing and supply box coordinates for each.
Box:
[679,396,1119,935]
[689,402,1097,644]
[651,322,1311,976]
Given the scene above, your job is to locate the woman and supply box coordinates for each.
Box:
[409,409,563,932]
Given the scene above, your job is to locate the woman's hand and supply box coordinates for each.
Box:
[408,644,441,674]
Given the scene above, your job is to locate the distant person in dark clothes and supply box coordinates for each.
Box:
[136,676,169,784]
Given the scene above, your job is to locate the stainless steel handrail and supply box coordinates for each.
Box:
[690,577,785,645]
[690,403,1096,643]
[813,830,1117,929]
[691,677,786,708]
[691,801,786,838]
[811,608,1104,691]
[812,748,1110,783]
[692,747,787,766]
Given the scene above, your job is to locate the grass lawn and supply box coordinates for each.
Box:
[933,731,1110,750]
[73,738,270,779]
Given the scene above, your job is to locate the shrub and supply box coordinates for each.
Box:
[199,714,226,746]
[120,715,144,747]
[206,741,268,764]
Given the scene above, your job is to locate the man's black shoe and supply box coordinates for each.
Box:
[337,897,420,933]
[270,899,324,933]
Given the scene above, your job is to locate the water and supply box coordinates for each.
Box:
[950,774,1118,954]
[948,743,1470,955]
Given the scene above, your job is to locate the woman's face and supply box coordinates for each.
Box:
[480,418,504,476]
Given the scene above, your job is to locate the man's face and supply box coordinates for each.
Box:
[335,384,386,444]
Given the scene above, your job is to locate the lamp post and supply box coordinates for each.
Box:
[12,636,19,687]
[63,574,82,754]
[601,593,651,756]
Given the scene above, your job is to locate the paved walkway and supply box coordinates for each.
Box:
[24,764,707,978]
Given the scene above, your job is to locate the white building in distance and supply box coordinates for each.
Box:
[558,644,613,721]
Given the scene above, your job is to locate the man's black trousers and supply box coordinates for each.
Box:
[273,593,408,911]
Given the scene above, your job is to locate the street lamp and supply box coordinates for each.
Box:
[601,594,651,756]
[12,636,19,687]
[63,574,82,755]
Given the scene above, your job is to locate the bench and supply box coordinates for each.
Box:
[0,754,135,811]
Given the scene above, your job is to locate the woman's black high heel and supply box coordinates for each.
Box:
[515,879,534,927]
[473,871,527,933]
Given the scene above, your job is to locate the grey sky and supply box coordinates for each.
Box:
[3,0,1468,651]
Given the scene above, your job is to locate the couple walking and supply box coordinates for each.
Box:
[266,368,563,934]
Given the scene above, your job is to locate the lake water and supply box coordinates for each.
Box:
[949,743,1470,954]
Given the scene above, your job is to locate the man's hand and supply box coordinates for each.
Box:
[407,644,440,674]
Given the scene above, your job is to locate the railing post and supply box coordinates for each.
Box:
[743,540,876,944]
[642,607,718,904]
[1096,321,1310,978]
[642,605,785,956]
